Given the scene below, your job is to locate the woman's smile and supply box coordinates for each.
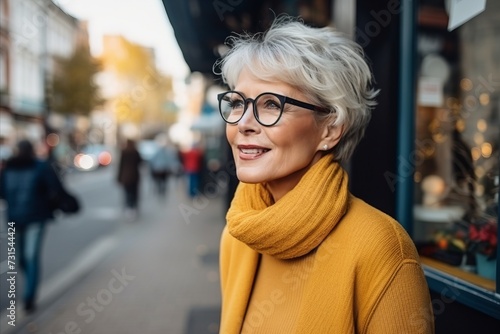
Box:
[237,145,271,160]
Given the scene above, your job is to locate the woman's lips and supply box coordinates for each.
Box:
[237,145,270,160]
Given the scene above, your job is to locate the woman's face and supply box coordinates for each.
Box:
[226,68,329,201]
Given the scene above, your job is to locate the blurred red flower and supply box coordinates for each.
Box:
[469,221,498,259]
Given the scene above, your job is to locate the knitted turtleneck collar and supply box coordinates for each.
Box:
[226,154,350,259]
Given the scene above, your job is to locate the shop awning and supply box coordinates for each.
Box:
[161,0,332,75]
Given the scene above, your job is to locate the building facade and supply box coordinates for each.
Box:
[0,0,82,152]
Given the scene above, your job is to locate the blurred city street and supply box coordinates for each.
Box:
[0,165,224,334]
[1,0,499,332]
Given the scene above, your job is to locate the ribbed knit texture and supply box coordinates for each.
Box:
[240,254,315,333]
[226,155,349,259]
[219,155,435,333]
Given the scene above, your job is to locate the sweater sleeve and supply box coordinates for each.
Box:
[365,261,435,334]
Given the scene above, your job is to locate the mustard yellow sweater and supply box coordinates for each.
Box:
[219,156,434,333]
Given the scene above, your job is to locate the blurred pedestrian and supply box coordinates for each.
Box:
[216,16,434,333]
[149,141,181,196]
[181,143,203,198]
[0,139,64,313]
[117,139,142,220]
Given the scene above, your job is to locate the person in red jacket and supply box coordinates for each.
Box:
[181,143,203,198]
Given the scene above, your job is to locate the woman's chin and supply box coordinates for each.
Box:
[236,171,268,184]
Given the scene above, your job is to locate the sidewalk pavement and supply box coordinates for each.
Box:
[8,180,226,334]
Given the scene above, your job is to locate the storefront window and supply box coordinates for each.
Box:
[413,1,498,291]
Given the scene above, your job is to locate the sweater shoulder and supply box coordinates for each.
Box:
[335,196,420,262]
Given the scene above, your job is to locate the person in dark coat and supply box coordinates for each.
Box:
[0,139,64,312]
[117,139,142,219]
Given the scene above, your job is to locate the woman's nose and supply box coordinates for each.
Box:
[237,102,260,133]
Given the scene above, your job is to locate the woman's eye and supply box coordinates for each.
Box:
[230,100,244,109]
[263,100,281,109]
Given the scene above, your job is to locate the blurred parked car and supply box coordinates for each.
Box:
[74,144,113,171]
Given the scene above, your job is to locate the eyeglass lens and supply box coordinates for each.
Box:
[219,92,282,125]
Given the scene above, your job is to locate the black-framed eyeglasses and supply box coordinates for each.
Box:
[217,91,329,126]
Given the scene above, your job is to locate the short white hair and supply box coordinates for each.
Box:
[214,16,379,163]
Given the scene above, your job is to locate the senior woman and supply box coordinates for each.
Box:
[215,16,434,334]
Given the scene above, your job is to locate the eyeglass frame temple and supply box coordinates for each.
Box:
[283,95,330,114]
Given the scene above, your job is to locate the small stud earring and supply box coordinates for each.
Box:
[323,144,328,151]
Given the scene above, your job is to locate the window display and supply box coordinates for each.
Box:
[413,1,498,290]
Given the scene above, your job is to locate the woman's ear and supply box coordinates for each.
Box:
[318,123,344,151]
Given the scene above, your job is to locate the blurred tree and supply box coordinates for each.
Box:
[100,36,175,130]
[51,45,104,115]
[115,94,143,124]
[101,37,152,80]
